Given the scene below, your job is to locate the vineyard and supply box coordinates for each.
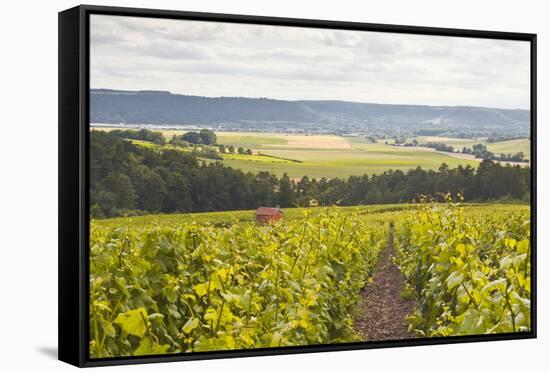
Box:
[90,207,388,357]
[395,198,531,336]
[89,202,530,358]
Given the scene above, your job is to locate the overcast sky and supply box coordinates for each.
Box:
[90,15,530,109]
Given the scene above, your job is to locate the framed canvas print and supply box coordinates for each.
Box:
[58,5,537,367]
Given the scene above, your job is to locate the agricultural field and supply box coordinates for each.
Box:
[214,131,290,148]
[213,152,479,179]
[486,138,531,158]
[414,136,531,160]
[95,204,414,230]
[94,203,524,230]
[215,132,506,178]
[90,202,531,357]
[93,128,529,179]
[221,134,530,177]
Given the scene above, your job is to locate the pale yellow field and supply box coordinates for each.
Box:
[279,135,352,149]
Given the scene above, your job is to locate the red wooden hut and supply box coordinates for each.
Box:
[255,206,283,224]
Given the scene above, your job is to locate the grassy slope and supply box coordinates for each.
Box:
[221,149,480,178]
[486,139,531,158]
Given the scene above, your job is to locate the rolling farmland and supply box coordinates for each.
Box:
[94,128,505,178]
[93,128,529,179]
[214,133,529,178]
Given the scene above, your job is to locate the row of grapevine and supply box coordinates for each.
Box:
[90,208,387,357]
[395,197,531,337]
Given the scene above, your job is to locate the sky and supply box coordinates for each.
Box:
[90,14,531,110]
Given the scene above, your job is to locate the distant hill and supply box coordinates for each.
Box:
[90,89,530,135]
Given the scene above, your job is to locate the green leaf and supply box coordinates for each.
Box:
[102,320,116,338]
[147,313,165,321]
[114,308,149,338]
[517,239,530,254]
[163,287,178,303]
[182,317,200,334]
[446,271,463,290]
[455,243,466,256]
[459,309,480,333]
[166,303,181,319]
[481,278,506,294]
[193,283,208,297]
[204,308,218,322]
[133,337,170,356]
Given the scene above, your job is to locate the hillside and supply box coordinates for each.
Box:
[90,89,530,136]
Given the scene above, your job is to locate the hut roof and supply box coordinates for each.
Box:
[255,207,282,216]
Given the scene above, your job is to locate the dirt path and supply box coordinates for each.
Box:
[354,226,416,341]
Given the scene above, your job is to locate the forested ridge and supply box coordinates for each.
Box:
[90,131,530,218]
[90,89,530,137]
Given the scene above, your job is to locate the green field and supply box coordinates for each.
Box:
[219,150,479,178]
[415,136,531,159]
[215,133,483,178]
[94,128,529,179]
[486,138,531,157]
[211,133,528,178]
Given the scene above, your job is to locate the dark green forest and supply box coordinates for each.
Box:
[90,131,531,218]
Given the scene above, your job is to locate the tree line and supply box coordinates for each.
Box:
[171,129,217,146]
[167,130,254,156]
[107,128,166,145]
[406,140,527,163]
[90,131,531,218]
[461,143,527,163]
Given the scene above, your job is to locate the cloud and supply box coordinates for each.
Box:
[422,46,453,57]
[135,40,217,60]
[320,30,363,47]
[362,34,403,55]
[90,15,530,109]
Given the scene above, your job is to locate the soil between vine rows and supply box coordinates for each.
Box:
[354,228,416,341]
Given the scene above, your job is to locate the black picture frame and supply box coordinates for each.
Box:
[59,4,537,367]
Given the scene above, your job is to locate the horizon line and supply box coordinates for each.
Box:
[90,87,531,111]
